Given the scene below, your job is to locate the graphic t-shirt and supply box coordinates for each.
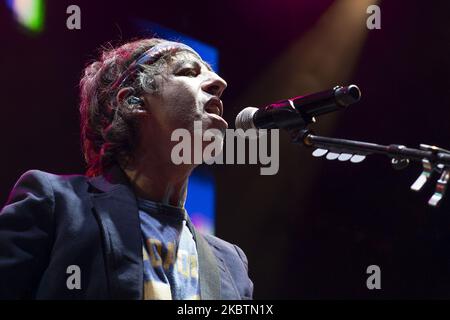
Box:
[138,198,200,300]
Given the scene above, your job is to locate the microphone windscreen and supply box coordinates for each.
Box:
[335,84,361,106]
[235,107,258,130]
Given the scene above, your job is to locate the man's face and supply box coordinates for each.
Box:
[141,50,228,159]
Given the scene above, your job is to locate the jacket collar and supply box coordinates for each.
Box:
[88,165,131,193]
[87,165,221,300]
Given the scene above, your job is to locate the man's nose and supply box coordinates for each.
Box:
[202,72,227,98]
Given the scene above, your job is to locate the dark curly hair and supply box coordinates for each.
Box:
[79,38,174,177]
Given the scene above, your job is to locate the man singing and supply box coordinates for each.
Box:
[0,38,253,300]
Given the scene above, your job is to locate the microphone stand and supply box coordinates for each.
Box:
[243,82,449,206]
[291,129,450,207]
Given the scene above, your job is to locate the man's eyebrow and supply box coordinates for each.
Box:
[172,59,198,70]
[172,57,213,72]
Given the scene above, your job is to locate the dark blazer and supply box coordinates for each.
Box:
[0,166,253,300]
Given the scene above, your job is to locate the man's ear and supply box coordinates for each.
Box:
[116,87,148,115]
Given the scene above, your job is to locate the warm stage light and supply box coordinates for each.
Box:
[232,0,381,211]
[240,0,380,107]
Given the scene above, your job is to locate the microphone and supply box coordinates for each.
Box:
[235,85,361,131]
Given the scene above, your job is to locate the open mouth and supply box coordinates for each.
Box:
[204,98,223,117]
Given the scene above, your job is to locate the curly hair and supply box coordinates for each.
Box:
[79,38,173,177]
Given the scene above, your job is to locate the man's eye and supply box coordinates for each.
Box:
[178,68,198,77]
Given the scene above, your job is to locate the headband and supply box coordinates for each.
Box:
[110,42,201,90]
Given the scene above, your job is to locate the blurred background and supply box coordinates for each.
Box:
[2,0,450,299]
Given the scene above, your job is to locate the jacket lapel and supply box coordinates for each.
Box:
[88,166,143,300]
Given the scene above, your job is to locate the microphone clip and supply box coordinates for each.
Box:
[410,144,450,207]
